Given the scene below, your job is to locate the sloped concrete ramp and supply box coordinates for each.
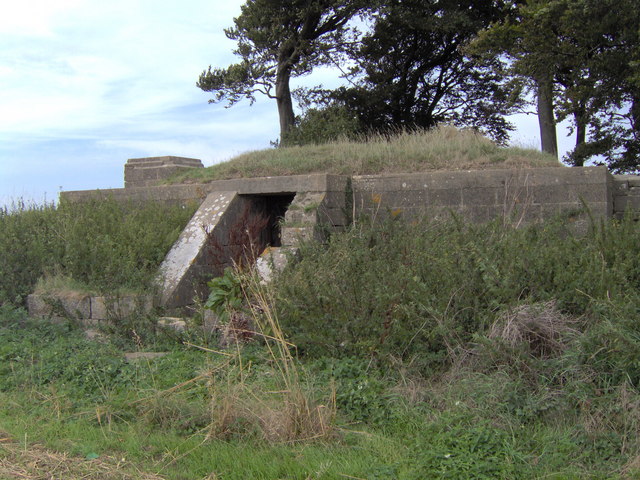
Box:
[157,191,245,309]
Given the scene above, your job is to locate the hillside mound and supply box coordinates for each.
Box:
[168,127,560,185]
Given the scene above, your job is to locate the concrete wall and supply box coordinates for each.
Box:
[613,175,640,219]
[352,166,613,225]
[52,164,640,311]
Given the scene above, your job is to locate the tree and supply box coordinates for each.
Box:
[323,0,520,145]
[473,0,640,169]
[197,0,367,144]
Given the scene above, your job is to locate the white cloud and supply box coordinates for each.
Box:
[0,0,85,36]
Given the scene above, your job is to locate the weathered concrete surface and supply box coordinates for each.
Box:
[256,247,299,283]
[124,156,203,188]
[27,292,91,320]
[156,191,250,309]
[91,295,153,320]
[60,174,349,206]
[157,317,187,332]
[353,166,612,223]
[123,352,168,362]
[27,292,153,321]
[613,175,640,219]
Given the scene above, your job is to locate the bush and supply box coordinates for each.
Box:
[274,213,640,371]
[0,198,196,305]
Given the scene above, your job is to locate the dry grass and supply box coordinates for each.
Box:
[0,431,165,480]
[168,127,561,184]
[487,301,578,359]
[202,269,336,443]
[207,381,335,443]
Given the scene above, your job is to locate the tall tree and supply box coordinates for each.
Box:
[197,0,366,144]
[325,0,520,145]
[473,0,640,169]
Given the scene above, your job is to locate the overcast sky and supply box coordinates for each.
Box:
[0,0,569,208]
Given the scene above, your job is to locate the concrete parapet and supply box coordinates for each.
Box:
[352,166,612,223]
[60,174,349,207]
[124,156,203,188]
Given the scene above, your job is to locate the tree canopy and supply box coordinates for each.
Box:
[200,0,640,171]
[328,0,521,145]
[473,0,640,170]
[197,0,367,144]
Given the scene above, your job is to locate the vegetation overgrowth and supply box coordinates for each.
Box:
[2,204,640,478]
[0,198,196,306]
[167,127,560,185]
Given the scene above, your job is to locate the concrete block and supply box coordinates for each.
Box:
[124,352,168,362]
[317,207,350,226]
[125,156,203,188]
[614,194,640,213]
[91,295,153,320]
[157,317,187,332]
[531,183,609,205]
[281,226,318,245]
[256,246,299,283]
[27,293,91,319]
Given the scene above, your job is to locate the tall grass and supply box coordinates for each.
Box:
[0,198,196,305]
[168,127,560,184]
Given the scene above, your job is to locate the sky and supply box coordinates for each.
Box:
[0,0,572,208]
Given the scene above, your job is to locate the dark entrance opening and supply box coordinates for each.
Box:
[243,193,296,248]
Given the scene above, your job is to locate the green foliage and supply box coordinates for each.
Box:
[198,0,367,141]
[311,357,391,423]
[472,0,640,170]
[407,416,524,479]
[283,103,362,146]
[204,267,244,320]
[0,308,127,400]
[331,0,520,144]
[0,198,195,306]
[275,213,640,369]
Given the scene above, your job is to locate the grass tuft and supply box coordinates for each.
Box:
[167,127,560,184]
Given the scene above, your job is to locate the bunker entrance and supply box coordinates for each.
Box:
[243,193,296,249]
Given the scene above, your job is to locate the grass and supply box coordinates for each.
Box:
[167,127,561,184]
[2,210,640,478]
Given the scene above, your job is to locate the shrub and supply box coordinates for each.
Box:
[0,198,196,305]
[274,213,640,372]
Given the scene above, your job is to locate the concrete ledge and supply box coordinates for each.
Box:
[27,293,91,319]
[91,295,153,320]
[27,293,153,321]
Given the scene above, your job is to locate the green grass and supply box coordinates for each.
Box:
[167,127,560,185]
[2,202,640,479]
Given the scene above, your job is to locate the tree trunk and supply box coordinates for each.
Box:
[536,76,558,158]
[572,110,587,167]
[275,65,295,146]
